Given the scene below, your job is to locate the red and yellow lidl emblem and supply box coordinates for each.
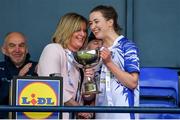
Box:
[18,82,57,119]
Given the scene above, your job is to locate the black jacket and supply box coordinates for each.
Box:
[0,53,37,118]
[0,54,37,104]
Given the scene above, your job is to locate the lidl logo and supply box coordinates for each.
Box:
[18,81,58,119]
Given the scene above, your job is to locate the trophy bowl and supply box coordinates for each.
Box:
[73,49,100,68]
[73,49,101,95]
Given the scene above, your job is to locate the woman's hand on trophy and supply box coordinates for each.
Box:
[100,47,112,65]
[84,68,94,78]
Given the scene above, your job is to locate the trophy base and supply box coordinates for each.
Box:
[83,82,101,95]
[82,82,101,95]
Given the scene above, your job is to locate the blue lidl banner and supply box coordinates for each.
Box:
[11,76,63,119]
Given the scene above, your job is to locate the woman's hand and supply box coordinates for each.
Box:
[100,47,112,65]
[77,112,94,119]
[84,68,94,78]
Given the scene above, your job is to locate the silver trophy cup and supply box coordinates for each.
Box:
[73,49,101,95]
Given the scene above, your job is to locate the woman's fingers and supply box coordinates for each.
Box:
[84,68,94,77]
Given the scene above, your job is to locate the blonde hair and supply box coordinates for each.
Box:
[52,13,88,49]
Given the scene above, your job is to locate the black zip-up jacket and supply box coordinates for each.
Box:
[0,54,37,118]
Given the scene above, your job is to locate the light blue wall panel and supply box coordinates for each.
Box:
[133,0,180,67]
[0,0,126,61]
[1,0,179,68]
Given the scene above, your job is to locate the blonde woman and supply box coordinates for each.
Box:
[38,13,93,119]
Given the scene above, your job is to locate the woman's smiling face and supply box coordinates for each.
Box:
[68,22,87,52]
[89,11,110,40]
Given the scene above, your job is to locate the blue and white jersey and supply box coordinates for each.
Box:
[96,35,140,119]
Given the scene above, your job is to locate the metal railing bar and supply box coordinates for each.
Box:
[0,106,180,113]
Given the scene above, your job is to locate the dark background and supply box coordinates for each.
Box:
[0,0,180,68]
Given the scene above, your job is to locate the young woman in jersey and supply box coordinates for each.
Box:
[89,5,140,119]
